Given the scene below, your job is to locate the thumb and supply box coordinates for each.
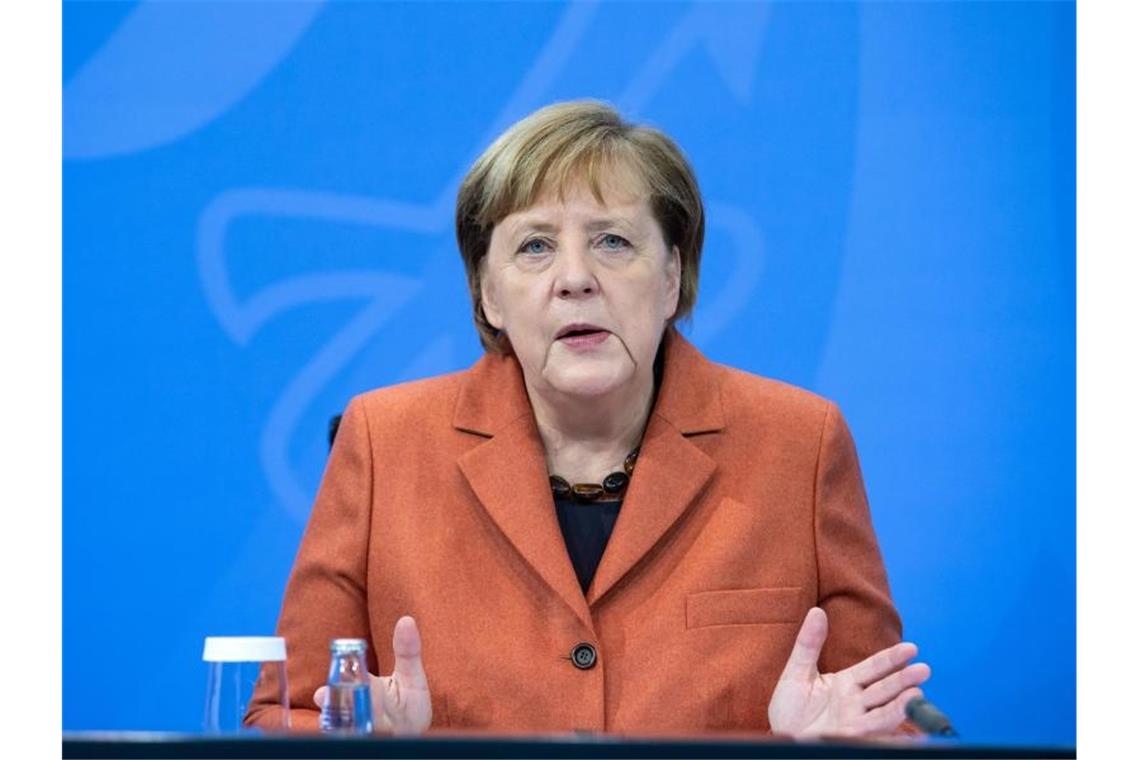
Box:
[313,684,328,709]
[391,615,428,690]
[780,607,828,682]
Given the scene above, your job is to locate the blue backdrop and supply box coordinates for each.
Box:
[63,0,1075,745]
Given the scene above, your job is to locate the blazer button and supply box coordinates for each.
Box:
[571,642,597,670]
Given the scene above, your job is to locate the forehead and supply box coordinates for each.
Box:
[497,173,654,234]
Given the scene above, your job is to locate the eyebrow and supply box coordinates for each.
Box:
[508,216,639,236]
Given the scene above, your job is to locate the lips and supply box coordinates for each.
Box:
[555,323,609,340]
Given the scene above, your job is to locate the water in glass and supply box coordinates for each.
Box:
[320,638,373,733]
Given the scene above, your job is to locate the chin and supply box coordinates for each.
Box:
[543,361,633,399]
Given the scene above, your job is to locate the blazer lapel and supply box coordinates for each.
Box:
[585,417,716,605]
[452,332,725,619]
[453,353,594,632]
[587,332,726,605]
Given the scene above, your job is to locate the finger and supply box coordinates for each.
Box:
[313,685,327,709]
[369,674,395,732]
[778,607,828,682]
[391,615,429,691]
[860,662,931,709]
[856,686,925,735]
[843,641,919,687]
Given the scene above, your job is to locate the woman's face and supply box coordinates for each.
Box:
[481,176,680,402]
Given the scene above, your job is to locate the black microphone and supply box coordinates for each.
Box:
[905,697,959,737]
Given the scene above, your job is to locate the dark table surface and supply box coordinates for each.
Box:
[62,731,1076,759]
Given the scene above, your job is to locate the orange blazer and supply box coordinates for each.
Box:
[248,331,904,734]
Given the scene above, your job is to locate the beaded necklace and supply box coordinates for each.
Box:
[549,448,640,503]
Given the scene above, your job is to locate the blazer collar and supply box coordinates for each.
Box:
[453,330,725,624]
[452,330,725,438]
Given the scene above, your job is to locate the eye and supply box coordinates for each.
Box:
[598,233,631,250]
[519,238,552,255]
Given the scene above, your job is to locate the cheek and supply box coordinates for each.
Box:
[499,281,542,322]
[616,280,673,344]
[643,274,678,319]
[494,281,551,345]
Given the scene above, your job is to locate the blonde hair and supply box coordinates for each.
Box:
[455,100,704,353]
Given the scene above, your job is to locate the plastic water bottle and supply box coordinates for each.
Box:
[319,639,374,733]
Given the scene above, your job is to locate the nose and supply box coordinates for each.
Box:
[553,241,598,299]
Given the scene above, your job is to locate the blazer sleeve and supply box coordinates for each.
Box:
[813,402,904,675]
[245,396,377,731]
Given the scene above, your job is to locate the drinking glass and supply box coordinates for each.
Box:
[202,636,289,733]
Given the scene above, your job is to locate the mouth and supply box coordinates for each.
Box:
[555,323,609,340]
[555,323,612,349]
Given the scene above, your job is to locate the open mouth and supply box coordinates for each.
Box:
[560,328,606,339]
[556,324,609,340]
[555,324,611,347]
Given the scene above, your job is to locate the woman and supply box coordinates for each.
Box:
[247,101,930,736]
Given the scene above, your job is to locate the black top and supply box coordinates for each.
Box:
[553,496,622,593]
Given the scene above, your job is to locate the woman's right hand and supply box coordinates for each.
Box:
[314,615,433,735]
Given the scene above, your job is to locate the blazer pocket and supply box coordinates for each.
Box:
[686,587,803,629]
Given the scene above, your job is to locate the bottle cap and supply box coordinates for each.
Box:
[330,638,369,653]
[202,636,287,662]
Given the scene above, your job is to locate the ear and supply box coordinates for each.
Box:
[480,268,504,330]
[665,244,682,318]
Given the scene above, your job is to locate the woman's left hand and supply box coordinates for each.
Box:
[768,607,931,738]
